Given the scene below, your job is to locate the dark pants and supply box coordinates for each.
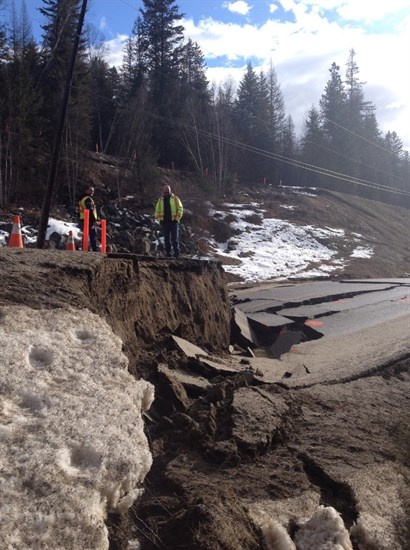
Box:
[162,220,180,257]
[82,220,99,251]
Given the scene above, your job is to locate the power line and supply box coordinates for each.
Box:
[324,116,409,161]
[67,79,409,197]
[150,112,410,197]
[302,137,403,183]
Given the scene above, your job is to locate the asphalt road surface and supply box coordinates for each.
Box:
[231,278,410,388]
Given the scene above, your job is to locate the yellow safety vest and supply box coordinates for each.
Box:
[155,194,183,222]
[79,195,98,221]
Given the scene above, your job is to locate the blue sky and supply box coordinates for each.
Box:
[6,0,410,151]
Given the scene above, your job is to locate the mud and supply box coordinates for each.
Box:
[0,248,409,549]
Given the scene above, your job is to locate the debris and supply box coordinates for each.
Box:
[172,335,209,358]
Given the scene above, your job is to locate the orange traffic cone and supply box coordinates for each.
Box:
[66,230,76,251]
[7,215,24,248]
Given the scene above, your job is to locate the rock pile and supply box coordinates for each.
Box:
[0,207,200,257]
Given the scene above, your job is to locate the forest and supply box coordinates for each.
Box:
[0,0,408,209]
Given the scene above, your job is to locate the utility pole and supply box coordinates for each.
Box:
[37,0,88,249]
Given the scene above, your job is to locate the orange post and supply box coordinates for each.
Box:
[100,219,106,253]
[66,230,76,251]
[82,209,89,252]
[8,215,24,248]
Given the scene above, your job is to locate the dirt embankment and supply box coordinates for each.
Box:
[0,249,231,379]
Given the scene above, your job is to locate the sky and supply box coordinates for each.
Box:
[0,186,373,283]
[9,0,410,153]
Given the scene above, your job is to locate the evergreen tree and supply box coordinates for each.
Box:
[120,17,147,101]
[301,106,326,187]
[359,106,384,188]
[266,61,286,185]
[0,0,45,205]
[209,77,237,194]
[139,0,185,166]
[178,38,211,173]
[234,62,271,183]
[384,131,406,190]
[114,17,154,197]
[343,49,373,179]
[280,115,297,185]
[39,0,92,203]
[319,62,347,183]
[88,50,117,154]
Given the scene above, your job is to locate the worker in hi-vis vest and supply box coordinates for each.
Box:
[155,184,183,257]
[79,186,100,251]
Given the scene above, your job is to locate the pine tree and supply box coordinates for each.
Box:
[280,115,297,185]
[209,77,237,194]
[319,62,348,183]
[301,106,326,187]
[0,0,45,205]
[88,51,117,154]
[139,0,185,166]
[39,0,92,203]
[113,16,154,198]
[343,49,373,179]
[234,62,271,183]
[178,38,211,173]
[266,61,286,185]
[384,131,406,190]
[120,17,146,102]
[359,106,384,189]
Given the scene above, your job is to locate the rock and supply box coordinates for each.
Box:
[231,387,289,456]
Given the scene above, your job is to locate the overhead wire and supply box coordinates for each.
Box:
[106,0,408,167]
[301,137,404,183]
[66,77,409,198]
[26,0,407,196]
[157,113,410,197]
[324,116,409,161]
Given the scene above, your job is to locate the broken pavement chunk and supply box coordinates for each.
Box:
[231,307,258,347]
[269,329,304,359]
[172,335,209,358]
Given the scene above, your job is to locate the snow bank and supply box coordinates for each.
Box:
[261,505,353,550]
[0,305,154,549]
[294,505,353,549]
[261,519,296,549]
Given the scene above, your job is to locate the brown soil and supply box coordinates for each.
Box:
[1,181,409,549]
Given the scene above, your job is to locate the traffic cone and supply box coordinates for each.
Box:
[7,215,24,248]
[66,230,76,251]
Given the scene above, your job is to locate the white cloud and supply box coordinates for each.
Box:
[182,6,410,150]
[285,0,410,22]
[102,3,410,151]
[335,0,410,22]
[99,16,107,32]
[223,1,253,16]
[103,34,129,67]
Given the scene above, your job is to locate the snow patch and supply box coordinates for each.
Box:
[0,305,154,549]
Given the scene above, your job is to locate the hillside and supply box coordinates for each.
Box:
[0,158,409,550]
[71,154,410,284]
[2,152,408,284]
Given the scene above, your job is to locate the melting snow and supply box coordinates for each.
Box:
[350,246,374,259]
[1,197,374,283]
[207,201,367,282]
